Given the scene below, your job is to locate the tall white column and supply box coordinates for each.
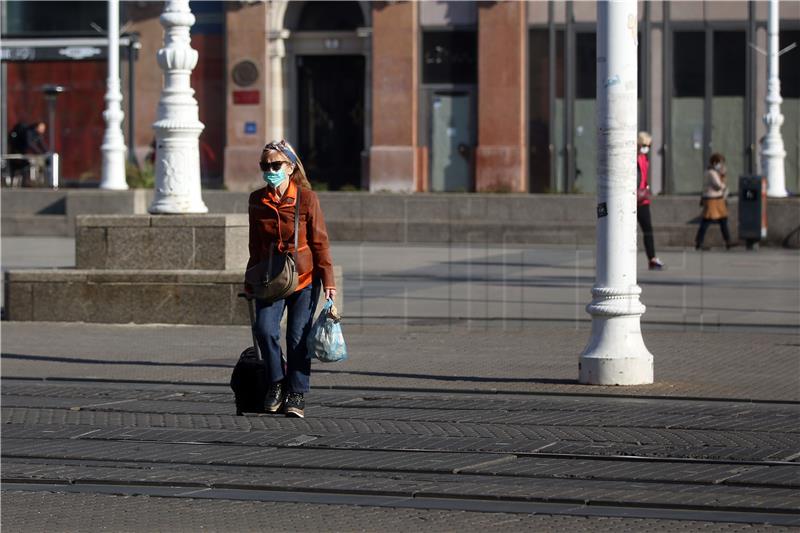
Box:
[268,30,289,142]
[149,0,208,214]
[579,0,653,385]
[762,0,788,198]
[100,0,128,190]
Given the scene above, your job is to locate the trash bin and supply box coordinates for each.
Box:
[738,175,767,250]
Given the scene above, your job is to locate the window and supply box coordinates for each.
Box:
[780,30,800,98]
[575,32,596,99]
[713,32,745,96]
[673,32,705,97]
[422,31,477,85]
[296,1,363,32]
[2,1,106,36]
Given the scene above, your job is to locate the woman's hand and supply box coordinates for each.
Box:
[324,288,337,301]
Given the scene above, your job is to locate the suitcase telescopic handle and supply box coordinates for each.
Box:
[238,292,262,360]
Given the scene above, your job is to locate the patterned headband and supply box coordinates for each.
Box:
[263,140,299,166]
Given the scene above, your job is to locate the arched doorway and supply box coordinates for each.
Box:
[285,1,369,191]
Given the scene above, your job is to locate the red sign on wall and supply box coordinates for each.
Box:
[232,90,260,105]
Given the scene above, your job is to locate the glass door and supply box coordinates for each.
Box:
[573,32,597,194]
[670,31,706,194]
[780,30,800,193]
[711,31,746,194]
[669,29,747,194]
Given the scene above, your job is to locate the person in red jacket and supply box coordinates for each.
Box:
[637,131,665,270]
[246,139,337,418]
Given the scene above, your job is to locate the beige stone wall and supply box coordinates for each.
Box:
[368,1,420,192]
[223,2,270,192]
[475,1,528,193]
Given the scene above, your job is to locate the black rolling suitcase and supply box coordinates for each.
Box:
[230,293,268,415]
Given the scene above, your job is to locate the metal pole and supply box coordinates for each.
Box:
[564,1,575,192]
[149,0,208,213]
[47,97,56,152]
[762,0,788,198]
[100,0,129,190]
[127,35,139,166]
[548,1,556,192]
[579,0,653,385]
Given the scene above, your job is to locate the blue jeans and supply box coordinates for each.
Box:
[254,279,320,393]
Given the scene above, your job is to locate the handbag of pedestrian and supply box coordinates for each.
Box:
[244,188,301,303]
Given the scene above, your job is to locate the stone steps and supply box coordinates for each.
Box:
[326,220,739,248]
[1,215,70,237]
[1,189,797,247]
[4,214,343,325]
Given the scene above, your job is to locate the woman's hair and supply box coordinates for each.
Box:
[637,131,652,146]
[261,139,312,190]
[709,152,726,167]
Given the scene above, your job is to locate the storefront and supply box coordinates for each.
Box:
[2,1,798,194]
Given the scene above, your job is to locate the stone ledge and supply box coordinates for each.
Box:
[77,214,248,228]
[75,215,249,271]
[5,267,343,325]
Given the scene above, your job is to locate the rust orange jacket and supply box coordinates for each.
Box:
[247,181,335,291]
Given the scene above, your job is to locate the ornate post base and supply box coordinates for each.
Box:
[149,126,208,214]
[579,287,653,385]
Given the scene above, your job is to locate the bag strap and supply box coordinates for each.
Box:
[293,186,300,255]
[272,185,301,255]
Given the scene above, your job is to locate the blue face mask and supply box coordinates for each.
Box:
[263,168,288,187]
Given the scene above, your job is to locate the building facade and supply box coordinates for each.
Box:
[2,1,799,195]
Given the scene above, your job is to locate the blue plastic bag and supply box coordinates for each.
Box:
[307,299,348,363]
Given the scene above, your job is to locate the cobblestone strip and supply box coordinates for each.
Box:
[5,491,793,532]
[4,407,798,462]
[2,454,799,513]
[4,424,799,487]
[5,380,799,423]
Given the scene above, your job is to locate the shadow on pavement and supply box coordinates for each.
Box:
[1,353,232,368]
[314,368,577,385]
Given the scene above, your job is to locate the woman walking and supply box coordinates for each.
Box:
[246,139,336,418]
[637,131,665,270]
[695,152,734,250]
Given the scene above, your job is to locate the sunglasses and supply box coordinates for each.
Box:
[260,161,289,172]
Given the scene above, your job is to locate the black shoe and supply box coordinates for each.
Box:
[695,243,710,251]
[265,381,285,413]
[726,241,739,250]
[284,392,305,418]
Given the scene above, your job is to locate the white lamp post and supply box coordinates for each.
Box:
[762,0,788,198]
[100,0,129,190]
[579,0,653,385]
[149,0,208,214]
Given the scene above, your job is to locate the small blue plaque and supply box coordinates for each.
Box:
[244,122,257,135]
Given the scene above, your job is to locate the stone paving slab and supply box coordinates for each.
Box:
[5,380,799,437]
[7,381,800,421]
[2,447,798,514]
[460,457,800,488]
[7,490,796,532]
[4,456,797,497]
[5,404,798,463]
[4,401,796,459]
[3,391,800,438]
[4,377,800,525]
[2,437,508,474]
[3,321,799,401]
